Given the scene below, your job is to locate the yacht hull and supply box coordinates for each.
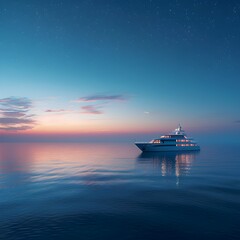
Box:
[135,143,200,152]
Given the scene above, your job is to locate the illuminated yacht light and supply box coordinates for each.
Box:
[135,124,200,152]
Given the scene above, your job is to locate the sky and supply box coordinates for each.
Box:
[0,0,240,142]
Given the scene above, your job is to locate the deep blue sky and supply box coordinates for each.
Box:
[0,0,240,141]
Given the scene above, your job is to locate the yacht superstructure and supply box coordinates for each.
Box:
[135,125,200,152]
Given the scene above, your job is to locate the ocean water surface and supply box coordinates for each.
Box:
[0,142,239,240]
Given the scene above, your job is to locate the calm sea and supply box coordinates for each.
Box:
[0,142,239,240]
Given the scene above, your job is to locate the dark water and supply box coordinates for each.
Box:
[0,143,239,240]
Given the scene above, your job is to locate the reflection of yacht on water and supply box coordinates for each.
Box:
[137,151,198,177]
[135,125,200,152]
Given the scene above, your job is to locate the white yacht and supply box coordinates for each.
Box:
[135,125,200,152]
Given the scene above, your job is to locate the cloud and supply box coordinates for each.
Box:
[45,109,67,113]
[45,109,76,115]
[81,105,103,115]
[0,97,36,131]
[74,93,129,115]
[0,117,35,125]
[0,97,32,110]
[235,120,240,124]
[0,125,34,131]
[0,111,26,118]
[76,94,127,102]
